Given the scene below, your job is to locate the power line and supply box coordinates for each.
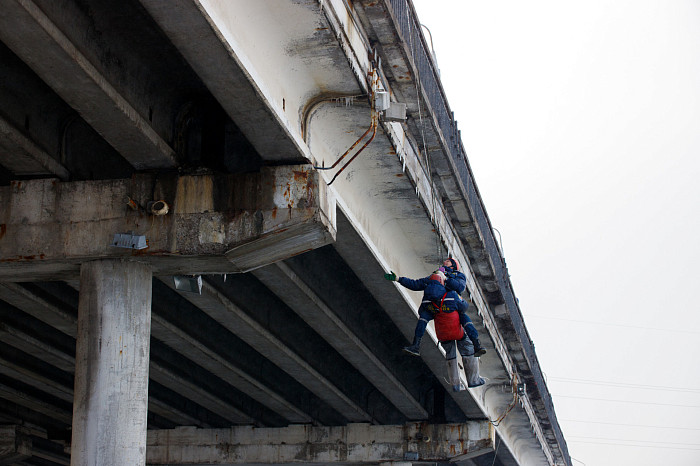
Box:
[550,376,700,394]
[562,418,700,431]
[569,435,700,447]
[523,314,700,335]
[570,440,700,451]
[554,394,700,409]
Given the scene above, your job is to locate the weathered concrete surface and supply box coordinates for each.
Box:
[0,425,32,464]
[252,261,428,421]
[146,422,493,464]
[0,115,70,180]
[0,165,335,280]
[0,0,176,170]
[71,260,152,466]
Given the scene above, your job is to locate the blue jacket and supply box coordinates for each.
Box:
[443,266,467,295]
[397,277,467,314]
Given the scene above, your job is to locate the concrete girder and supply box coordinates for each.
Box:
[150,313,314,425]
[139,0,367,164]
[0,381,72,425]
[146,422,493,465]
[148,397,210,429]
[148,362,255,426]
[0,316,215,429]
[0,355,73,404]
[0,325,201,429]
[0,425,32,464]
[0,165,335,280]
[332,210,484,420]
[303,101,486,418]
[161,277,373,423]
[334,204,550,466]
[353,0,500,301]
[0,282,250,428]
[252,261,428,421]
[17,444,69,466]
[0,116,69,180]
[0,321,75,373]
[0,283,76,336]
[0,0,176,170]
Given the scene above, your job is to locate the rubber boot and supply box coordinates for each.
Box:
[403,335,422,356]
[464,354,485,388]
[473,338,487,357]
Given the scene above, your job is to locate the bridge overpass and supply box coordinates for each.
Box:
[0,1,570,465]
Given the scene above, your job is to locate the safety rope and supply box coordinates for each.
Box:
[407,12,443,264]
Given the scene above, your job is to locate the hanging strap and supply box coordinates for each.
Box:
[430,293,448,312]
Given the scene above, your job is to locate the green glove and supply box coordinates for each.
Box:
[384,271,397,281]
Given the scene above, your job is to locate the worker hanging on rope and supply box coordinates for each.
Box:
[384,271,484,387]
[385,258,486,357]
[437,257,486,357]
[384,270,485,387]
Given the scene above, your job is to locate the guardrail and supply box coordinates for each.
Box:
[386,0,571,464]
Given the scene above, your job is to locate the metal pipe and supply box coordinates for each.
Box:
[313,122,374,171]
[327,115,377,186]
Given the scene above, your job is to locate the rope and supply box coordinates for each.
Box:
[407,9,443,264]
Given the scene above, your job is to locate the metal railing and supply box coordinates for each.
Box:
[386,0,571,464]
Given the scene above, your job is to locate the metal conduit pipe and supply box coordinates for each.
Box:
[327,113,377,186]
[314,120,374,171]
[481,384,551,465]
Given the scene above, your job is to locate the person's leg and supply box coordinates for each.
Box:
[456,333,474,357]
[440,340,465,391]
[456,335,485,388]
[460,313,486,357]
[403,311,432,356]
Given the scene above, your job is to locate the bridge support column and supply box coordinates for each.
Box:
[71,259,153,466]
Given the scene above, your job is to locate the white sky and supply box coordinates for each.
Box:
[410,1,700,465]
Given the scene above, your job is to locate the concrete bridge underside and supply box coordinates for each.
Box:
[0,1,570,465]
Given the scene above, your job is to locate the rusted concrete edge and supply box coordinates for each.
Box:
[146,422,493,464]
[0,166,335,281]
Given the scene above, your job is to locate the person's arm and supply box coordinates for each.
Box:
[397,276,429,291]
[445,271,467,294]
[455,296,470,313]
[383,272,429,291]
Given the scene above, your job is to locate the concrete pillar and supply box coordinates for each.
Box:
[71,259,153,466]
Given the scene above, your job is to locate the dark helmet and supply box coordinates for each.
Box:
[445,257,460,271]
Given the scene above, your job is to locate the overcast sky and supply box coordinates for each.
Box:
[410,1,700,465]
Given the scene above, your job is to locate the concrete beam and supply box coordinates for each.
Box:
[0,115,70,180]
[332,210,484,419]
[146,422,493,464]
[0,165,335,280]
[0,321,75,373]
[0,0,176,169]
[148,362,254,426]
[253,261,428,421]
[0,350,202,427]
[0,282,76,336]
[0,281,236,428]
[162,277,372,423]
[0,425,32,464]
[150,313,313,424]
[138,0,305,163]
[0,381,72,424]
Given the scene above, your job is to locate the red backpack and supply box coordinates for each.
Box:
[432,293,464,342]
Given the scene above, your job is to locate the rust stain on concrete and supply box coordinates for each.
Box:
[0,254,45,262]
[293,170,309,182]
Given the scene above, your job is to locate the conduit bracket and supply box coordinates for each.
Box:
[111,232,148,250]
